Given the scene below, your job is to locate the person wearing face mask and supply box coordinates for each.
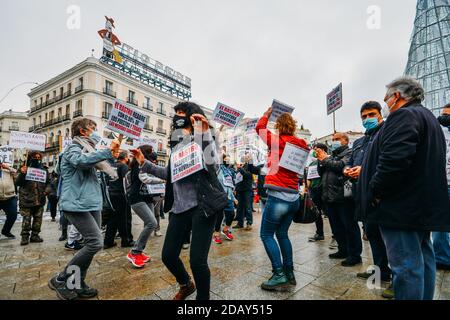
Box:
[16,151,50,246]
[316,132,363,267]
[432,103,450,271]
[48,118,120,300]
[345,101,392,297]
[131,101,227,300]
[359,77,449,300]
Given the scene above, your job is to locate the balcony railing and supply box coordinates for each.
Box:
[55,94,63,102]
[127,98,138,106]
[46,141,60,152]
[63,91,72,99]
[157,149,167,156]
[144,124,153,131]
[75,85,84,94]
[29,123,43,132]
[102,112,111,119]
[9,126,20,131]
[103,88,116,98]
[73,109,83,118]
[143,103,153,111]
[156,127,167,135]
[156,109,167,116]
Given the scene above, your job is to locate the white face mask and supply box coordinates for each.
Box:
[382,95,397,118]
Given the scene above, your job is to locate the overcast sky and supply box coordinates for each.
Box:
[0,0,417,138]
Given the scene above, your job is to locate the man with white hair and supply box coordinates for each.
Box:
[358,76,450,300]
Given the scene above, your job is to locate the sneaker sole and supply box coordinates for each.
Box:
[48,279,78,300]
[221,232,233,241]
[127,256,145,268]
[261,284,291,292]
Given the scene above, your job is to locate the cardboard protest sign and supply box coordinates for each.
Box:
[245,118,259,132]
[235,172,243,184]
[106,100,147,140]
[228,135,244,149]
[307,165,320,180]
[147,183,166,194]
[10,131,46,152]
[97,138,132,151]
[212,103,245,129]
[133,137,158,150]
[25,168,47,183]
[279,143,309,174]
[269,100,295,122]
[171,142,204,183]
[0,146,14,164]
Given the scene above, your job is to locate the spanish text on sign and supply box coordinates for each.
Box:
[279,143,309,174]
[106,100,147,140]
[171,142,204,183]
[213,103,245,129]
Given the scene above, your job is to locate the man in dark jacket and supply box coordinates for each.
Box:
[316,133,362,267]
[16,151,50,245]
[358,77,450,300]
[234,155,259,230]
[345,101,391,287]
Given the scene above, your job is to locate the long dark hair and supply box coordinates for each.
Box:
[129,145,157,169]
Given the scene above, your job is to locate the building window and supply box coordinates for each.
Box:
[157,102,165,114]
[144,97,151,109]
[104,80,115,97]
[68,83,72,93]
[65,105,70,115]
[76,100,82,111]
[34,100,37,107]
[103,102,113,119]
[79,77,83,87]
[53,90,57,98]
[128,90,137,105]
[158,139,163,152]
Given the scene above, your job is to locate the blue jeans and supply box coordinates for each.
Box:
[432,232,450,266]
[260,195,300,270]
[380,227,436,300]
[365,222,391,281]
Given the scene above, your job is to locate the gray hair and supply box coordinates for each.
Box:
[386,76,425,102]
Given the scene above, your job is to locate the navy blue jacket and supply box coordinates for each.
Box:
[358,100,450,231]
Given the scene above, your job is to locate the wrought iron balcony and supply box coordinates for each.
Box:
[103,88,116,98]
[73,109,83,118]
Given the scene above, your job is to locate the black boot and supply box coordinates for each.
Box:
[284,266,296,286]
[59,229,67,242]
[261,268,290,291]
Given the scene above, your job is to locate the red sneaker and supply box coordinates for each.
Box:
[212,235,222,244]
[127,253,145,268]
[138,253,151,263]
[221,230,234,241]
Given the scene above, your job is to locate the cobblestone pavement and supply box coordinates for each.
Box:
[0,209,448,300]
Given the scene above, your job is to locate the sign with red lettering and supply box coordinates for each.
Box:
[106,100,147,140]
[171,142,204,183]
[25,168,47,183]
[212,102,245,129]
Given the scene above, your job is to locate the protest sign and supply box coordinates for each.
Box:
[228,135,244,149]
[327,83,343,115]
[171,142,204,183]
[223,175,234,188]
[106,100,147,140]
[279,143,309,174]
[10,131,46,151]
[133,137,158,150]
[147,183,166,194]
[307,165,320,180]
[0,146,14,164]
[212,103,245,129]
[245,118,259,132]
[235,172,243,184]
[25,168,47,183]
[269,100,295,122]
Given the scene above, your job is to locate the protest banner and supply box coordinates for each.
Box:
[0,146,14,164]
[133,137,158,150]
[279,143,309,174]
[212,103,245,129]
[307,165,320,180]
[171,142,204,183]
[235,172,243,184]
[9,131,46,152]
[106,100,147,140]
[228,135,244,149]
[25,167,47,183]
[269,100,295,122]
[147,183,166,194]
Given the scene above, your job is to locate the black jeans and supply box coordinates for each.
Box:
[162,207,216,300]
[0,197,18,234]
[310,189,324,236]
[365,222,391,281]
[325,200,362,261]
[48,196,58,219]
[236,190,253,227]
[214,200,235,232]
[104,194,132,245]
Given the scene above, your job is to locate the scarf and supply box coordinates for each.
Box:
[72,136,118,180]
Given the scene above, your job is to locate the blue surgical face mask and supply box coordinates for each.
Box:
[330,141,342,151]
[363,118,379,131]
[90,131,102,145]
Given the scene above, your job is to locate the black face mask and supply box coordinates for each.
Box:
[30,159,42,168]
[172,114,188,130]
[438,115,450,127]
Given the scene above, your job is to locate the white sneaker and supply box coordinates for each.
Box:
[329,239,338,249]
[182,243,190,250]
[154,231,163,237]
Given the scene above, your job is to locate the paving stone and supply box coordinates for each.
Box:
[288,284,341,300]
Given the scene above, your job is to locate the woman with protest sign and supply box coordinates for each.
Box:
[131,101,227,300]
[15,151,50,246]
[124,145,164,268]
[256,107,309,291]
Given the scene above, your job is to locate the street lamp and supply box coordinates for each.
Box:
[0,81,39,106]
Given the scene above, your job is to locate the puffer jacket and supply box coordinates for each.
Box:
[318,145,351,204]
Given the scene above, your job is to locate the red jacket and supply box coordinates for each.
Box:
[256,115,309,192]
